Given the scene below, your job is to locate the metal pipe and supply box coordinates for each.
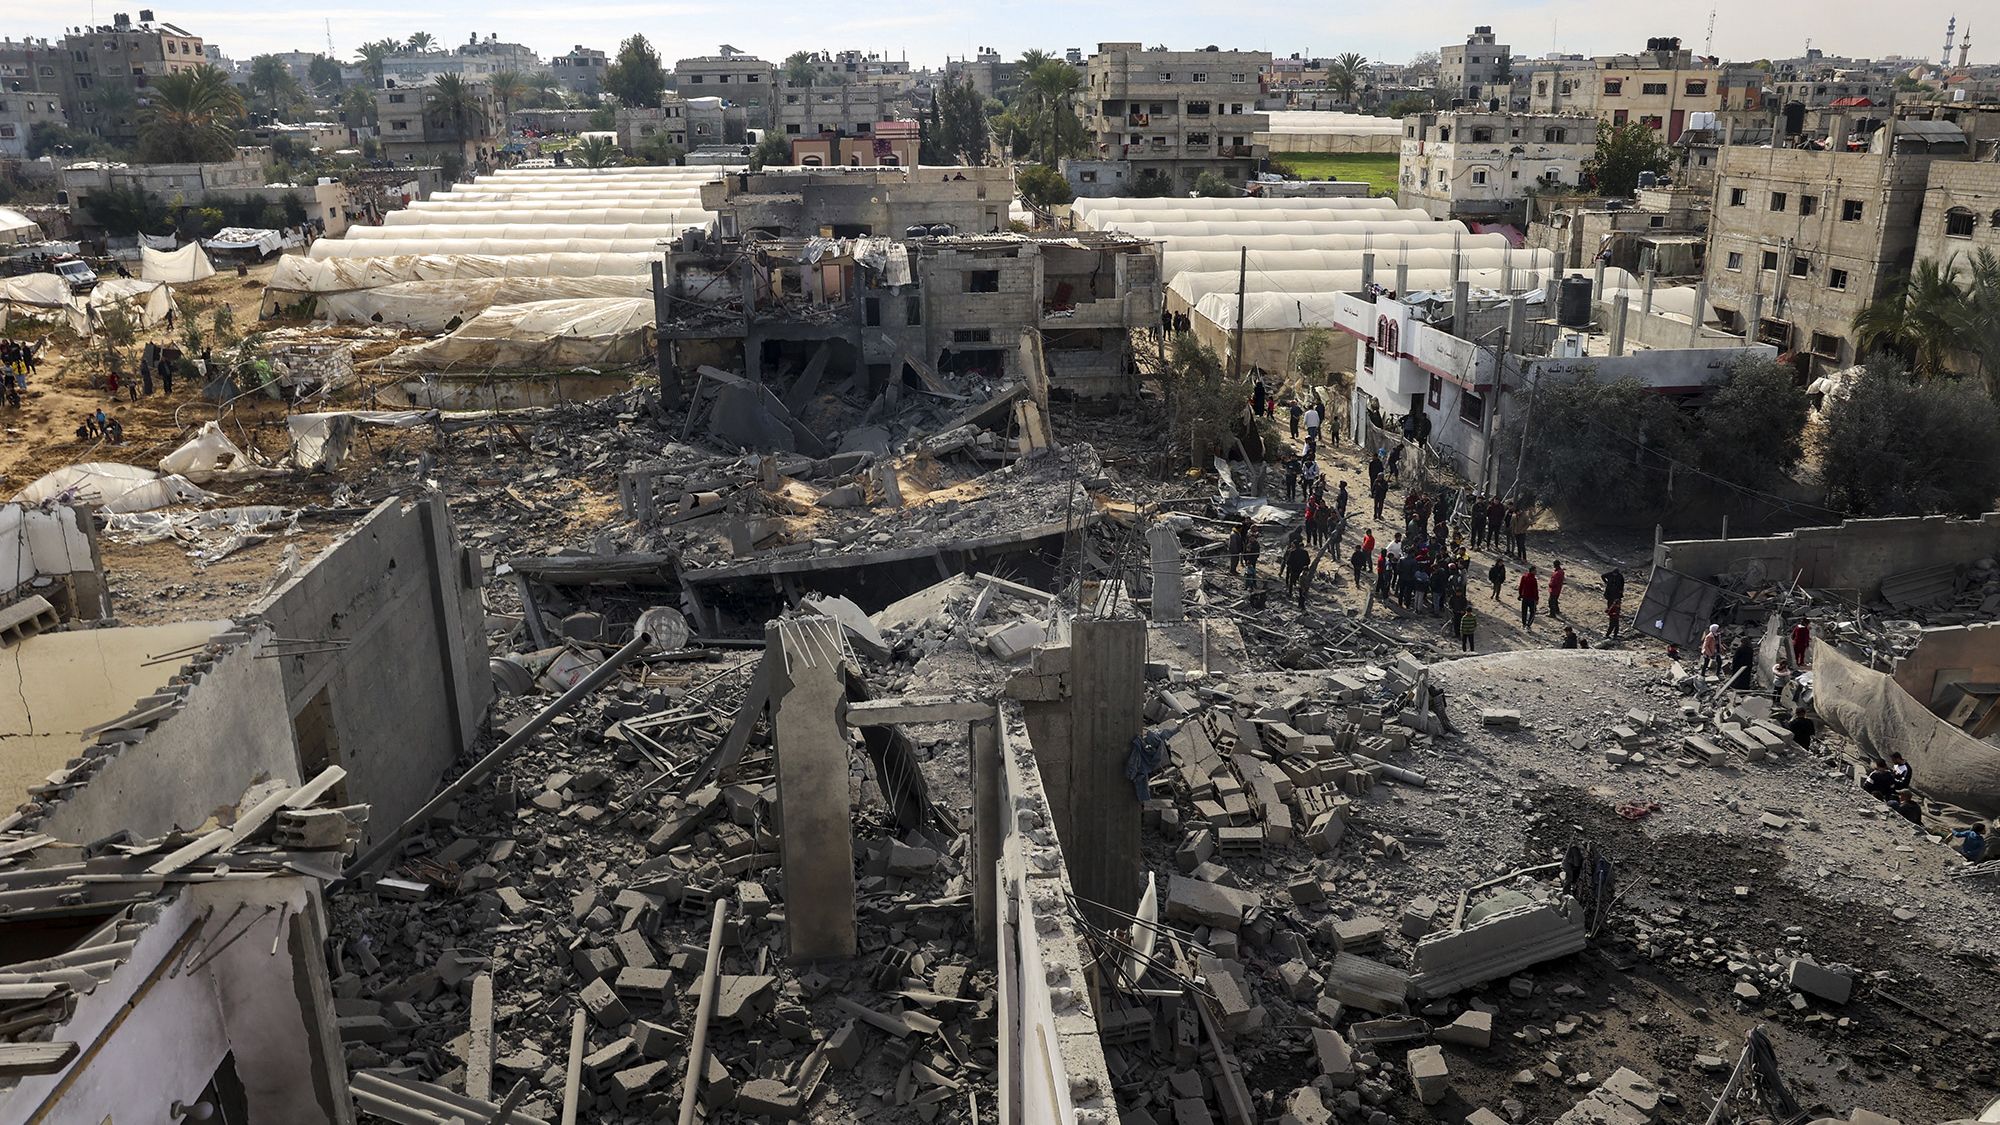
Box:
[676,900,729,1125]
[341,608,685,883]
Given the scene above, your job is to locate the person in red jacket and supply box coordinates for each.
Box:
[1548,561,1566,618]
[1518,565,1540,629]
[1790,619,1811,667]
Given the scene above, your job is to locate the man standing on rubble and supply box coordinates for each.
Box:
[1603,568,1626,638]
[1790,619,1812,668]
[1469,494,1488,549]
[1334,480,1350,522]
[1303,402,1322,446]
[1518,565,1541,628]
[1227,519,1249,575]
[1284,456,1301,502]
[1699,624,1724,678]
[1488,556,1506,603]
[1548,561,1566,618]
[1370,472,1389,519]
[1283,528,1309,595]
[1289,396,1303,439]
[1253,376,1269,417]
[1295,544,1319,610]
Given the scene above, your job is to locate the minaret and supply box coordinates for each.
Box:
[1942,15,1957,68]
[1959,26,1972,69]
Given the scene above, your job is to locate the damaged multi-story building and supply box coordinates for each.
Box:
[659,166,1161,399]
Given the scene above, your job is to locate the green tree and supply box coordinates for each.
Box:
[1949,250,2000,393]
[603,35,667,109]
[636,133,685,165]
[1819,358,2000,515]
[750,131,790,170]
[1015,59,1086,165]
[355,39,397,87]
[1162,334,1259,466]
[934,78,989,164]
[488,70,528,122]
[1329,53,1369,103]
[1193,171,1235,197]
[88,83,140,134]
[1694,354,1811,489]
[405,31,436,53]
[1015,163,1073,208]
[339,86,378,129]
[1293,330,1330,386]
[1583,121,1671,196]
[1852,258,1967,378]
[249,55,305,118]
[424,74,488,144]
[1384,93,1434,119]
[83,184,170,236]
[782,51,820,87]
[26,122,116,159]
[307,54,344,93]
[1506,370,1697,518]
[139,65,245,163]
[574,135,621,168]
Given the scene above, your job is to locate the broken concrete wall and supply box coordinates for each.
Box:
[1657,513,2000,598]
[0,500,111,620]
[4,880,352,1124]
[38,626,300,844]
[1813,640,2000,818]
[250,494,490,843]
[1409,897,1589,998]
[994,703,1120,1125]
[1887,622,2000,706]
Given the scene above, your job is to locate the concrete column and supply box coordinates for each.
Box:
[1395,259,1409,297]
[1452,280,1469,336]
[1745,288,1764,343]
[1543,277,1560,320]
[1361,251,1375,293]
[1592,260,1606,305]
[1451,249,1463,287]
[970,715,1001,946]
[1642,267,1656,316]
[1690,279,1709,347]
[1501,246,1512,295]
[1065,616,1146,929]
[771,617,857,961]
[1506,296,1527,361]
[1146,523,1184,624]
[1610,295,1631,357]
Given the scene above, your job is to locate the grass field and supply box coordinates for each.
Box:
[1271,152,1400,197]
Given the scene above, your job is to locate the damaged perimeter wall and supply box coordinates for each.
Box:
[1657,513,2000,598]
[249,493,490,842]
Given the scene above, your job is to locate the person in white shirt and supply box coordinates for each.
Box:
[1303,406,1322,441]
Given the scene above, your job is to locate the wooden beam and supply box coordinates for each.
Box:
[844,697,998,726]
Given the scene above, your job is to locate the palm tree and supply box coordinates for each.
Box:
[88,82,140,135]
[1947,250,2000,392]
[249,55,303,118]
[424,73,486,143]
[525,72,563,108]
[339,85,378,129]
[574,135,619,168]
[1851,258,1964,377]
[489,70,527,122]
[406,31,436,54]
[1019,58,1084,165]
[356,39,395,88]
[139,65,244,162]
[1330,53,1369,103]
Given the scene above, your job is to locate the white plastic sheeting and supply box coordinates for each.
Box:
[1163,246,1552,284]
[204,227,283,255]
[0,502,95,594]
[1172,264,1635,308]
[320,275,654,331]
[382,298,656,371]
[158,421,281,483]
[1086,207,1430,229]
[384,208,708,226]
[0,208,45,246]
[0,275,174,334]
[268,252,655,295]
[13,463,213,513]
[1152,232,1505,255]
[343,223,688,241]
[288,409,437,470]
[86,278,176,330]
[1193,267,1639,332]
[1259,111,1406,136]
[1105,219,1458,239]
[1071,195,1393,220]
[141,243,216,283]
[309,237,672,258]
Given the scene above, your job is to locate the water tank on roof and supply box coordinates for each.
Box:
[1637,170,1659,189]
[1558,275,1593,328]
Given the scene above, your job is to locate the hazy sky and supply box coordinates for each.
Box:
[20,0,1984,69]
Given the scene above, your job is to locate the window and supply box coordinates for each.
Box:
[1542,127,1567,143]
[1769,191,1787,212]
[966,270,1000,293]
[1437,126,1450,142]
[1685,80,1708,95]
[1725,251,1743,271]
[1230,73,1245,82]
[689,75,703,83]
[1186,100,1210,115]
[1761,250,1778,272]
[391,120,408,130]
[1828,268,1848,290]
[1459,389,1484,425]
[952,328,991,343]
[1841,198,1863,221]
[1471,127,1492,142]
[1649,215,1665,228]
[1639,115,1663,130]
[1799,195,1817,217]
[1428,375,1443,409]
[388,92,406,103]
[1613,109,1628,125]
[1192,72,1207,82]
[1158,72,1173,82]
[1945,208,1976,238]
[1809,332,1841,358]
[906,296,921,325]
[1642,82,1668,95]
[1471,169,1487,185]
[1603,79,1623,95]
[1790,255,1810,278]
[785,94,799,104]
[1729,187,1746,206]
[864,297,881,327]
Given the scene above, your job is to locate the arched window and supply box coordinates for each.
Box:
[1945,207,1975,238]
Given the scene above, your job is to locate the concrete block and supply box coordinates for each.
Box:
[1786,958,1853,1004]
[1165,875,1260,931]
[1400,896,1439,938]
[1333,915,1388,950]
[986,621,1047,661]
[580,978,630,1028]
[1480,709,1521,728]
[1436,1009,1494,1048]
[1312,1028,1357,1087]
[1407,1044,1451,1105]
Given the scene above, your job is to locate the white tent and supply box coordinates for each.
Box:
[1071,195,1392,221]
[86,278,176,330]
[1171,264,1635,309]
[13,463,213,513]
[1191,267,1641,331]
[1258,111,1406,137]
[1164,244,1548,283]
[1105,219,1458,239]
[1084,207,1431,229]
[266,252,657,296]
[342,222,691,241]
[203,228,283,256]
[158,421,281,483]
[309,237,672,257]
[320,275,654,331]
[383,298,656,371]
[141,243,216,284]
[0,273,85,333]
[383,207,708,226]
[0,208,44,247]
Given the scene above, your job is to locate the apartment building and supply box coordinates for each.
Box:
[616,100,688,151]
[551,46,608,96]
[945,49,1020,101]
[1512,41,1765,144]
[1398,110,1597,221]
[790,120,920,168]
[1440,27,1511,103]
[0,41,65,155]
[801,50,913,89]
[668,48,777,130]
[1915,160,2000,283]
[58,13,206,146]
[1076,43,1270,196]
[775,80,898,141]
[1703,122,1970,374]
[374,79,500,166]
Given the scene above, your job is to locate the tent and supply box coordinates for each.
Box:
[0,274,87,334]
[13,463,213,513]
[382,298,656,371]
[157,421,281,483]
[0,208,45,247]
[86,278,176,330]
[203,227,283,257]
[319,275,654,332]
[263,252,656,303]
[141,243,216,284]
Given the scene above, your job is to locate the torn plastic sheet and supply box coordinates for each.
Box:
[287,409,437,471]
[159,420,285,484]
[13,463,214,513]
[100,505,295,547]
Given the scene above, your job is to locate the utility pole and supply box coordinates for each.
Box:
[1230,246,1247,382]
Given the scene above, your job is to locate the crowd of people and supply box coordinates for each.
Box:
[0,338,38,408]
